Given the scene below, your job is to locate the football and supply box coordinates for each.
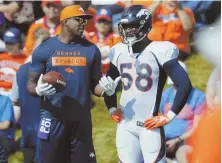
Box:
[42,71,66,93]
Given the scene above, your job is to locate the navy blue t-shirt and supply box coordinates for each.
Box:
[16,63,40,147]
[29,37,102,114]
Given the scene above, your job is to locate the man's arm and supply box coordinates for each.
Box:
[206,67,221,109]
[27,46,55,96]
[167,96,206,149]
[27,71,41,96]
[176,2,194,31]
[91,46,118,97]
[0,121,11,130]
[104,63,119,110]
[145,59,192,130]
[27,45,45,96]
[0,2,19,13]
[180,94,206,140]
[10,74,21,121]
[91,47,103,96]
[0,96,14,130]
[103,63,123,123]
[163,59,192,115]
[147,1,161,15]
[179,115,201,140]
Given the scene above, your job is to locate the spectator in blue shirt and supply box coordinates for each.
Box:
[0,94,15,163]
[160,61,207,163]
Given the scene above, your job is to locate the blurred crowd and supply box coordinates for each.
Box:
[0,0,220,163]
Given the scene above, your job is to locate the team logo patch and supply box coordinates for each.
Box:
[136,9,150,20]
[100,9,108,15]
[37,118,51,140]
[89,152,95,158]
[52,57,86,66]
[79,7,84,12]
[65,67,74,74]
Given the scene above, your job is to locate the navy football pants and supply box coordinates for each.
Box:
[36,117,96,163]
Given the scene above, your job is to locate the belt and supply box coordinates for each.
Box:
[136,121,145,127]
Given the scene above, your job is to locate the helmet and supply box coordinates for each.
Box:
[118,5,152,51]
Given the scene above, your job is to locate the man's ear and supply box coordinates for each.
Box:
[62,19,68,27]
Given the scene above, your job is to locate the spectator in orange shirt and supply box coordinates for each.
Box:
[187,107,221,163]
[188,17,221,163]
[86,8,121,75]
[72,1,97,33]
[0,27,27,96]
[24,0,63,55]
[148,0,195,61]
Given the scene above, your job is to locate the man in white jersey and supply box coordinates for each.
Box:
[99,4,192,163]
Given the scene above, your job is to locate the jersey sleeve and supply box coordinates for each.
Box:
[163,59,192,114]
[153,42,179,66]
[29,45,50,73]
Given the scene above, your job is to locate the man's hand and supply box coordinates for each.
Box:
[173,1,183,9]
[6,2,19,13]
[35,74,56,96]
[99,76,121,96]
[110,108,124,123]
[144,113,170,130]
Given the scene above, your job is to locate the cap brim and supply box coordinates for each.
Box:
[4,39,19,44]
[76,14,93,20]
[96,15,112,22]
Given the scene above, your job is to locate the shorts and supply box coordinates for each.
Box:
[36,116,96,163]
[166,138,184,159]
[0,145,7,163]
[0,136,16,163]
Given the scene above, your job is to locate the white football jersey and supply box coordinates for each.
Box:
[110,41,179,125]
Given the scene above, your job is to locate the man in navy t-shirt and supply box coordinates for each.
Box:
[27,5,111,163]
[11,62,40,163]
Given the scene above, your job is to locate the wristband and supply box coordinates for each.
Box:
[166,110,177,122]
[109,107,117,114]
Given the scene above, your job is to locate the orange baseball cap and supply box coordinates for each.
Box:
[41,0,62,7]
[60,5,93,22]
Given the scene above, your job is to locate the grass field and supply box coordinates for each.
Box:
[9,54,213,163]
